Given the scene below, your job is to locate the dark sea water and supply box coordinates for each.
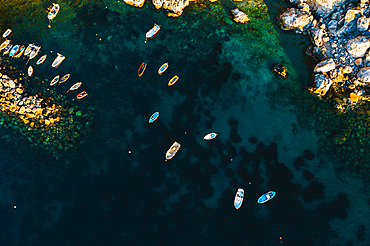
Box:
[0,0,369,245]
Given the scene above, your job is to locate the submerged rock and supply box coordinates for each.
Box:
[231,8,250,24]
[272,64,288,78]
[279,8,313,34]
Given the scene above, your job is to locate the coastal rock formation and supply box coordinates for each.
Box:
[279,8,313,34]
[123,0,145,8]
[310,74,333,96]
[357,67,370,83]
[309,0,349,18]
[345,36,370,58]
[231,8,250,24]
[314,58,336,73]
[357,16,370,31]
[152,0,190,17]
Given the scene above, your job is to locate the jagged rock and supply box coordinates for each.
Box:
[309,27,325,46]
[314,58,336,73]
[327,20,338,35]
[357,16,370,31]
[308,0,349,18]
[231,8,250,24]
[356,67,370,83]
[152,0,190,17]
[345,36,370,58]
[272,64,288,78]
[311,74,333,96]
[342,9,361,25]
[279,8,313,34]
[124,0,145,8]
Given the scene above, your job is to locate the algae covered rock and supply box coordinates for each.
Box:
[231,8,250,24]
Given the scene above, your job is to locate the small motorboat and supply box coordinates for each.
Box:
[204,132,217,140]
[48,3,60,20]
[24,44,33,56]
[234,188,244,209]
[2,29,12,38]
[14,45,25,58]
[59,74,70,84]
[76,90,88,99]
[0,40,10,50]
[50,75,60,86]
[29,45,41,59]
[168,75,179,86]
[257,191,276,204]
[52,53,65,68]
[36,54,47,65]
[149,112,159,123]
[158,62,169,75]
[137,62,147,77]
[66,82,82,93]
[8,45,20,56]
[28,66,33,77]
[146,23,161,40]
[3,44,13,55]
[166,141,181,160]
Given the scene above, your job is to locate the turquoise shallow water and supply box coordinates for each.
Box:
[0,0,369,245]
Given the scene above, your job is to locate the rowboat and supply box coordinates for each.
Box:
[0,40,10,50]
[29,45,41,59]
[9,45,20,56]
[257,191,276,204]
[50,75,60,86]
[234,188,244,209]
[59,74,70,84]
[3,44,13,55]
[204,132,217,140]
[158,62,169,75]
[36,55,47,65]
[48,3,60,20]
[149,112,159,123]
[14,45,25,58]
[24,44,33,56]
[168,75,179,86]
[66,82,82,93]
[165,141,181,160]
[2,29,11,38]
[52,53,65,68]
[28,66,33,77]
[146,23,160,40]
[76,90,88,99]
[137,62,147,77]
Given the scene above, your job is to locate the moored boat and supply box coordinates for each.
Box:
[137,62,147,77]
[0,40,10,50]
[257,191,276,204]
[3,44,13,55]
[168,75,179,86]
[29,45,41,59]
[165,141,181,160]
[59,74,70,84]
[52,53,65,68]
[146,23,161,40]
[204,132,217,140]
[50,75,60,86]
[149,112,159,123]
[48,3,60,20]
[24,44,33,56]
[14,45,25,58]
[28,66,33,77]
[76,90,88,99]
[66,82,82,93]
[9,45,20,56]
[234,188,244,209]
[2,29,12,38]
[36,54,47,65]
[158,62,169,75]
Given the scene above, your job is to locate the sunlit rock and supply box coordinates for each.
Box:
[231,8,250,24]
[152,0,190,17]
[309,74,333,96]
[356,67,370,83]
[345,36,370,58]
[124,0,145,7]
[343,9,361,25]
[279,8,313,34]
[314,58,336,73]
[357,16,370,32]
[308,0,348,18]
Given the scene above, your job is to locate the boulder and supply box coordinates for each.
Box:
[311,74,333,96]
[343,9,361,25]
[356,67,370,83]
[314,58,336,73]
[308,0,349,18]
[152,0,190,17]
[357,16,370,31]
[231,8,250,24]
[124,0,145,7]
[278,8,313,34]
[345,36,370,58]
[309,27,325,46]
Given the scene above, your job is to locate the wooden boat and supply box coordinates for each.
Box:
[14,45,25,58]
[146,23,161,40]
[234,188,244,209]
[2,29,12,38]
[257,191,276,204]
[48,3,60,20]
[52,53,65,68]
[76,90,88,99]
[149,112,159,123]
[28,66,33,77]
[36,55,47,65]
[204,132,217,140]
[50,75,60,86]
[66,82,82,93]
[137,62,147,77]
[9,45,20,56]
[3,44,13,55]
[168,75,179,86]
[165,141,181,160]
[59,74,70,84]
[24,44,33,56]
[29,45,41,59]
[0,40,10,50]
[158,62,169,75]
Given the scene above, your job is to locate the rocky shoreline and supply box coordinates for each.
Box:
[279,0,370,112]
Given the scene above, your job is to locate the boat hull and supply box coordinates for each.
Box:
[2,29,12,38]
[14,46,25,58]
[204,133,217,140]
[158,63,169,75]
[0,40,10,50]
[52,53,65,68]
[149,112,159,123]
[166,141,181,160]
[9,45,20,56]
[36,55,47,65]
[146,23,160,39]
[168,75,179,86]
[138,62,147,77]
[48,4,60,20]
[234,188,244,209]
[50,75,60,86]
[28,66,33,77]
[257,191,276,204]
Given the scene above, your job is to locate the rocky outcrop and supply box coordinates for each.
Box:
[310,74,333,96]
[279,8,313,34]
[357,67,370,83]
[152,0,190,17]
[231,8,250,24]
[123,0,145,8]
[345,36,370,58]
[308,0,349,18]
[357,16,370,31]
[314,58,336,73]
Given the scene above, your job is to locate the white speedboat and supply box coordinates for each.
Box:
[36,55,47,65]
[28,66,33,77]
[29,45,41,59]
[50,75,60,86]
[2,29,12,38]
[165,141,181,160]
[52,53,65,68]
[257,191,276,204]
[66,82,82,93]
[146,23,160,39]
[204,132,217,140]
[158,62,169,75]
[234,188,244,209]
[24,44,33,56]
[48,3,60,20]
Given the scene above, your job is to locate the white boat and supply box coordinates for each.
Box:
[66,82,82,93]
[0,40,10,50]
[2,29,11,38]
[52,53,65,68]
[9,45,20,56]
[24,44,33,56]
[158,62,169,75]
[50,75,60,86]
[149,112,159,123]
[36,55,47,65]
[48,3,60,20]
[204,132,217,140]
[14,45,25,58]
[165,141,181,160]
[29,45,41,59]
[59,74,70,84]
[234,188,244,209]
[3,44,13,55]
[146,23,160,40]
[28,66,33,77]
[257,191,276,204]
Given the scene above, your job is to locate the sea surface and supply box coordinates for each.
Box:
[0,0,369,245]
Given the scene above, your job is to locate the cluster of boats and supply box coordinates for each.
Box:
[234,189,276,209]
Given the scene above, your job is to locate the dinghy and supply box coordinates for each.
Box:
[204,132,217,140]
[149,112,159,123]
[24,44,33,56]
[52,53,65,67]
[76,90,88,99]
[28,66,33,77]
[48,3,60,20]
[59,74,70,84]
[36,55,47,65]
[3,44,13,55]
[158,62,169,75]
[257,191,276,204]
[14,45,25,58]
[2,29,12,38]
[50,75,60,86]
[146,23,160,39]
[9,45,20,56]
[0,40,10,50]
[166,141,181,160]
[137,62,147,77]
[168,75,179,86]
[234,188,244,209]
[66,82,82,93]
[29,45,41,59]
